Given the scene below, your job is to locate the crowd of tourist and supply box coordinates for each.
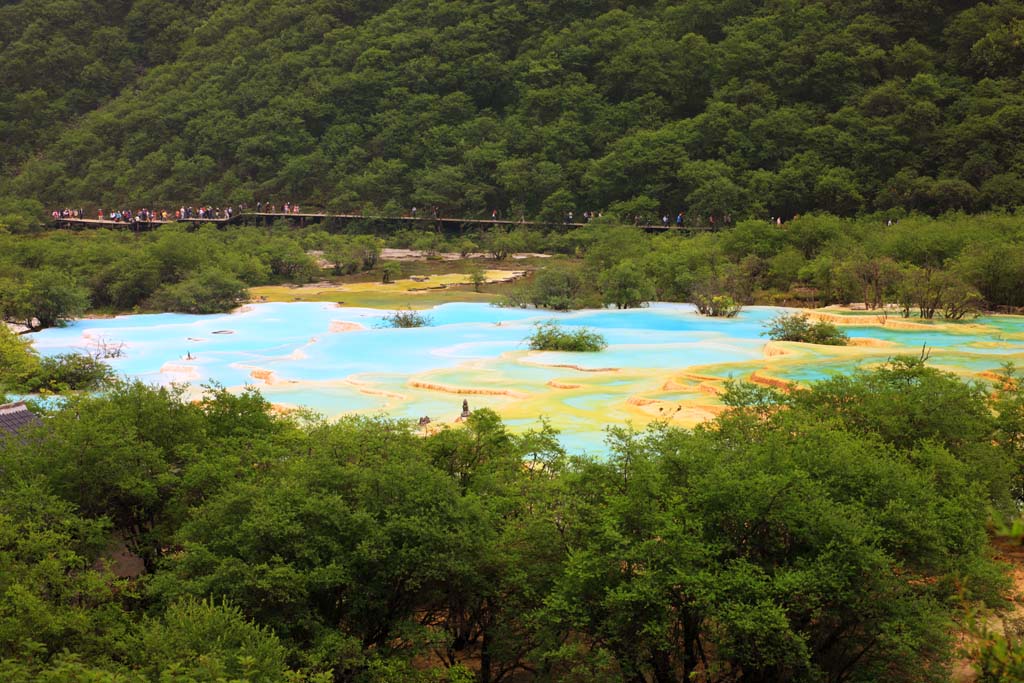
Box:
[255,201,302,213]
[52,205,254,223]
[51,203,754,230]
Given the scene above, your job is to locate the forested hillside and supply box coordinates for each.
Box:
[3,0,1024,219]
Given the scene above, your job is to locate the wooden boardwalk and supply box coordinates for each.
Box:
[51,211,721,232]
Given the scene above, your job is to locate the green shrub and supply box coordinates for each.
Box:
[526,322,607,352]
[26,352,115,392]
[382,309,432,328]
[0,325,40,388]
[599,259,654,309]
[381,262,402,283]
[2,325,112,392]
[695,294,743,318]
[526,266,584,310]
[147,270,248,314]
[762,312,849,345]
[468,265,487,292]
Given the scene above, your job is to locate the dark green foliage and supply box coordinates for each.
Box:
[147,269,248,314]
[0,224,336,320]
[598,260,655,309]
[3,0,1024,676]
[0,480,127,667]
[0,363,1020,679]
[127,599,295,683]
[762,312,850,345]
[520,265,587,310]
[0,326,39,391]
[25,353,115,393]
[3,0,1024,221]
[0,325,112,393]
[3,211,1024,320]
[0,268,89,330]
[527,321,607,352]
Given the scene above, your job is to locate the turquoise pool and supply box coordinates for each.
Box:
[29,303,1024,453]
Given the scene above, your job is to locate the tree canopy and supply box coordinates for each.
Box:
[2,0,1024,219]
[0,360,1021,680]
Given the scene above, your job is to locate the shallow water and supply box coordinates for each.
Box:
[29,303,1024,453]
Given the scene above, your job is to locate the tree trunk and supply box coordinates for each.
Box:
[651,647,675,683]
[480,628,492,683]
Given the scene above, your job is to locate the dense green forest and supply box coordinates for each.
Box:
[3,0,1024,218]
[1,360,1023,682]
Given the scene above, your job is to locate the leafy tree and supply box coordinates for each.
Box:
[523,265,585,310]
[148,415,492,677]
[25,353,114,393]
[127,599,298,683]
[0,480,130,671]
[762,312,849,345]
[147,269,248,314]
[468,264,486,292]
[598,260,654,309]
[0,326,40,390]
[4,268,90,329]
[482,230,525,261]
[381,261,402,284]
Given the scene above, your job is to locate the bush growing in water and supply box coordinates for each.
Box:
[694,294,743,318]
[763,312,849,345]
[382,309,432,328]
[526,322,607,352]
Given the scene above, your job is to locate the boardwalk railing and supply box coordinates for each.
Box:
[51,211,724,233]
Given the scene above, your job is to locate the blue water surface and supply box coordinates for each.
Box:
[28,303,1024,453]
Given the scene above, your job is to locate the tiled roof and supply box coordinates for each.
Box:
[0,402,41,436]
